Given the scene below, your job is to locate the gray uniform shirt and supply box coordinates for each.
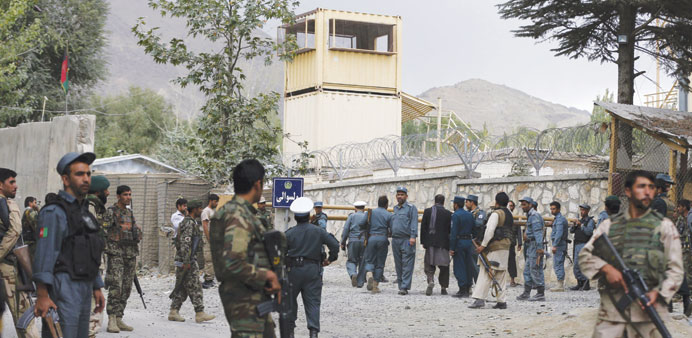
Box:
[33,190,105,289]
[341,211,367,243]
[392,202,418,239]
[287,222,339,262]
[369,207,392,236]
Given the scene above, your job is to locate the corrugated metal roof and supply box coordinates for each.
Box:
[93,154,185,174]
[595,101,692,148]
[401,92,436,123]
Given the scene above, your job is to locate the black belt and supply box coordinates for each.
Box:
[286,256,320,267]
[456,234,473,240]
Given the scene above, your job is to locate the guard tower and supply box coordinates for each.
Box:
[280,9,424,156]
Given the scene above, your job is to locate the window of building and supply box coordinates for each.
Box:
[278,18,316,53]
[329,19,395,54]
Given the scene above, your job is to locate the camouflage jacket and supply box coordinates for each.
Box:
[210,195,270,293]
[175,216,202,265]
[106,203,140,257]
[257,208,273,230]
[21,208,38,244]
[86,194,108,241]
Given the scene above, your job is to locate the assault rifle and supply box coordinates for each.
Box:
[18,306,63,338]
[363,209,372,248]
[170,235,200,298]
[472,239,502,297]
[133,275,147,309]
[591,234,671,338]
[257,230,292,338]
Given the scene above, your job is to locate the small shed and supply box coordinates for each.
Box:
[595,102,692,201]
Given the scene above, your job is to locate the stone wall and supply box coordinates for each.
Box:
[0,115,95,205]
[303,172,608,285]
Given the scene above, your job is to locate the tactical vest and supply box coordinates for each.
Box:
[174,217,202,257]
[486,208,514,252]
[606,211,666,289]
[22,209,38,244]
[663,197,675,221]
[45,193,104,281]
[210,200,271,285]
[107,205,139,245]
[574,216,594,244]
[0,197,16,264]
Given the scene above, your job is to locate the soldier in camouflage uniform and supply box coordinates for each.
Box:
[86,175,110,337]
[210,159,282,337]
[579,170,684,337]
[257,198,273,230]
[105,185,140,333]
[675,199,692,317]
[0,168,39,338]
[21,196,39,259]
[168,200,215,323]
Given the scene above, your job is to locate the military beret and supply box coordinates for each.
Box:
[57,152,95,175]
[466,195,479,203]
[314,201,323,207]
[290,197,314,216]
[579,203,591,210]
[453,196,465,204]
[187,199,203,209]
[396,186,408,194]
[89,175,110,193]
[655,173,675,184]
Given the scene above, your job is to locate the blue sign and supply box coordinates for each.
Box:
[272,177,304,209]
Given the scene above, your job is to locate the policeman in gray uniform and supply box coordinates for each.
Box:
[466,194,486,281]
[516,196,546,301]
[311,201,328,230]
[341,201,368,287]
[364,195,392,293]
[286,197,339,338]
[391,187,419,295]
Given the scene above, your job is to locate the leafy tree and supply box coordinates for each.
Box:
[133,0,298,185]
[88,86,175,158]
[591,88,615,124]
[0,0,109,126]
[154,120,205,176]
[498,1,692,157]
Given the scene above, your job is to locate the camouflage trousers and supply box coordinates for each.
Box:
[218,281,275,338]
[170,262,204,313]
[202,237,215,282]
[105,253,136,317]
[685,253,692,286]
[89,254,106,337]
[0,262,39,338]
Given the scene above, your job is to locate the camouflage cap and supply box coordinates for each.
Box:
[187,199,203,209]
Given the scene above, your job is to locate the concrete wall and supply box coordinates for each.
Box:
[0,115,95,205]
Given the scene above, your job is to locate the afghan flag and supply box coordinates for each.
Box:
[60,47,69,94]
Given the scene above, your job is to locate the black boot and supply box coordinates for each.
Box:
[668,301,674,313]
[310,329,319,338]
[581,280,591,291]
[516,285,531,300]
[570,280,583,291]
[684,295,691,317]
[529,286,545,301]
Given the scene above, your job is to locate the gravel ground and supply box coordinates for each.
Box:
[3,262,692,337]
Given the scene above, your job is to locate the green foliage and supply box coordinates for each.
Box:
[88,87,175,158]
[133,0,298,185]
[154,120,204,176]
[507,156,531,177]
[592,88,615,124]
[498,1,692,89]
[0,0,109,127]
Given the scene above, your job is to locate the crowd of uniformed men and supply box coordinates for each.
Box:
[0,152,690,338]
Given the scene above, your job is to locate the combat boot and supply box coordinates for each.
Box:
[351,275,357,287]
[550,280,565,292]
[371,280,381,294]
[367,273,375,291]
[516,285,531,300]
[425,282,434,296]
[441,287,448,295]
[309,329,319,338]
[683,295,691,317]
[168,309,185,322]
[468,298,485,309]
[195,311,216,323]
[529,287,545,301]
[116,317,133,331]
[570,280,583,291]
[107,315,120,333]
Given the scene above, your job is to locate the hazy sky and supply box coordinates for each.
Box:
[264,0,675,112]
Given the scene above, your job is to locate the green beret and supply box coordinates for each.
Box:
[605,195,620,203]
[188,199,203,209]
[89,175,110,193]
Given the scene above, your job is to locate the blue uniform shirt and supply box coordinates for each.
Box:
[369,207,392,236]
[578,216,595,237]
[33,190,105,289]
[392,202,418,239]
[525,208,544,245]
[550,212,568,247]
[449,208,474,252]
[596,210,608,228]
[341,211,367,243]
[312,212,328,230]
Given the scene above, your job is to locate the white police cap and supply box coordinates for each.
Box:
[354,201,367,207]
[290,197,314,216]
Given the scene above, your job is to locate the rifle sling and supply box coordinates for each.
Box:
[606,291,647,338]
